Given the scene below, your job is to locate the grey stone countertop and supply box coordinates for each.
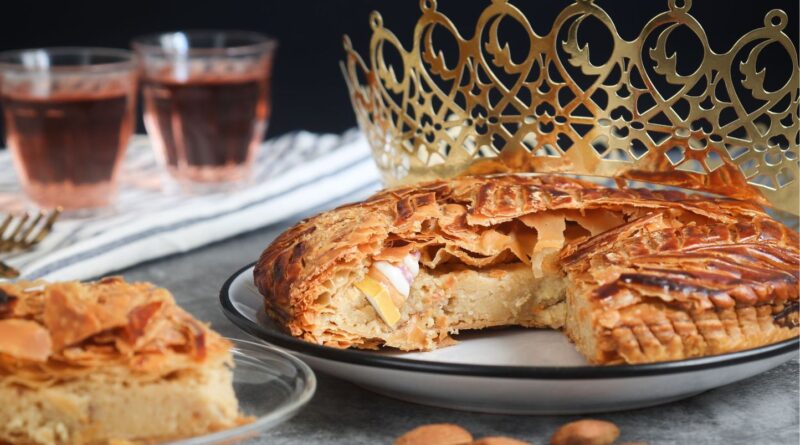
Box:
[118,206,800,445]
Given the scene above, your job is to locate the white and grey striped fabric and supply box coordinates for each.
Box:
[0,129,382,281]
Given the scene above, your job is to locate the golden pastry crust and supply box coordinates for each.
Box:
[254,174,797,362]
[0,277,230,385]
[560,213,799,363]
[0,277,243,445]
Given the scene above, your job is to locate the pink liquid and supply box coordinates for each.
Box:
[2,91,135,209]
[142,74,269,185]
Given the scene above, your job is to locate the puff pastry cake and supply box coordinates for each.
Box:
[255,175,799,364]
[0,277,244,445]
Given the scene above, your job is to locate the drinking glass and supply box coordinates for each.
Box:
[0,47,138,211]
[133,31,277,192]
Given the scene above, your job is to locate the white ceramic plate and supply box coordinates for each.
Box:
[221,264,798,414]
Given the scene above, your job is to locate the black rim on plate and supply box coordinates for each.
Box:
[221,263,800,380]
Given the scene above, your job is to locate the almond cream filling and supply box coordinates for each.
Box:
[354,210,624,330]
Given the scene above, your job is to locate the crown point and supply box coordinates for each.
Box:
[765,10,787,29]
[668,0,692,12]
[419,0,437,12]
[369,11,384,30]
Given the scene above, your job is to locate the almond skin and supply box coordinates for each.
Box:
[471,437,532,445]
[394,424,474,445]
[549,419,620,445]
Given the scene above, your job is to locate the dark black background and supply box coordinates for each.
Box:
[0,0,796,139]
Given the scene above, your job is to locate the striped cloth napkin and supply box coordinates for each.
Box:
[0,129,382,281]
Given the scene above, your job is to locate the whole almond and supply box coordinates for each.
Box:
[471,437,532,445]
[394,424,474,445]
[549,419,620,445]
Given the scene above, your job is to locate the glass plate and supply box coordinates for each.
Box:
[165,337,316,444]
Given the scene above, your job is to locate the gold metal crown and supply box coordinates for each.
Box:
[342,0,799,215]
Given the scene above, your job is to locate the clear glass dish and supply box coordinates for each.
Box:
[165,337,316,444]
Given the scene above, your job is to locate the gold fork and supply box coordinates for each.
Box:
[0,208,62,279]
[0,209,62,253]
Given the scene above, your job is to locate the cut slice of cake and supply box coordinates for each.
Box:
[0,277,246,445]
[560,213,800,364]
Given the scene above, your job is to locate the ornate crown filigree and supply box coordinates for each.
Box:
[342,0,799,215]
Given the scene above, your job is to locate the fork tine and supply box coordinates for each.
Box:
[26,208,61,246]
[0,213,28,253]
[0,214,12,239]
[18,211,44,247]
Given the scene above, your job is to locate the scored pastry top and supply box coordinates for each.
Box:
[0,277,231,387]
[561,212,799,312]
[254,174,793,346]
